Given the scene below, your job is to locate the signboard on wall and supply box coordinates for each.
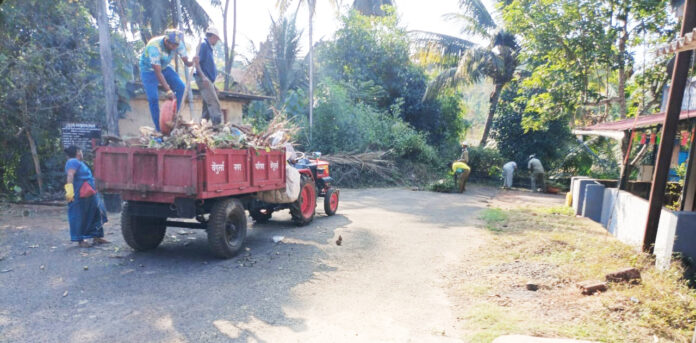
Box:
[61,123,101,151]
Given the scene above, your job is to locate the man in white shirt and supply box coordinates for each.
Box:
[502,161,517,188]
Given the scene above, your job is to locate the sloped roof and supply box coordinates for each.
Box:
[580,110,696,132]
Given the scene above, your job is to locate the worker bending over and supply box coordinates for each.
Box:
[450,160,471,193]
[502,161,517,189]
[527,154,545,192]
[139,29,194,131]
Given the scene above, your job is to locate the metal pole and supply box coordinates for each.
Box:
[643,0,696,253]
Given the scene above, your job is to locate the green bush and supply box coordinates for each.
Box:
[467,146,505,179]
[306,80,436,164]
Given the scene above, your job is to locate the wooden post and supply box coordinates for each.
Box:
[96,0,119,136]
[643,0,696,252]
[618,130,635,190]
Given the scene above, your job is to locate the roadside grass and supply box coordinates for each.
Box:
[457,205,696,342]
[478,208,508,232]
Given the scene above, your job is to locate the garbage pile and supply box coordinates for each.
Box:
[127,115,298,150]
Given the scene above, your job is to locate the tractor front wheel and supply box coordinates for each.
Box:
[323,188,339,216]
[290,175,316,226]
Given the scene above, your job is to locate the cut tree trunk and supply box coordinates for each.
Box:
[96,0,119,136]
[25,129,44,195]
[479,83,503,146]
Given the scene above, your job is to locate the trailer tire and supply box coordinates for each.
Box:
[207,198,247,259]
[290,175,316,226]
[323,188,339,216]
[250,208,273,223]
[121,201,167,251]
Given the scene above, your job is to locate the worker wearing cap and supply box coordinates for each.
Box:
[459,142,469,163]
[528,154,545,192]
[139,29,194,131]
[194,27,223,125]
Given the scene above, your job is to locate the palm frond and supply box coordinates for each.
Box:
[409,30,474,57]
[422,47,495,101]
[423,67,458,100]
[454,0,496,35]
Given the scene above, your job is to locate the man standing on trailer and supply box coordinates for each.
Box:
[139,29,194,131]
[194,27,223,125]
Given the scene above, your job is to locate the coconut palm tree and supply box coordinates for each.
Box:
[261,11,307,108]
[421,0,519,146]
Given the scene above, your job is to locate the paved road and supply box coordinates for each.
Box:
[0,186,494,342]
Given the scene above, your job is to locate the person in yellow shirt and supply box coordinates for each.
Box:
[449,160,471,193]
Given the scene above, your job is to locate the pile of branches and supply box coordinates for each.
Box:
[124,115,298,150]
[322,151,400,185]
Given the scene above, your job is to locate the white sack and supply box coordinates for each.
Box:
[254,164,302,204]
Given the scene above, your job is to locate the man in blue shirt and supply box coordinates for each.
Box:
[194,27,223,124]
[139,29,194,131]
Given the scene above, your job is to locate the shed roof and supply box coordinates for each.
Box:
[126,82,272,103]
[580,110,696,132]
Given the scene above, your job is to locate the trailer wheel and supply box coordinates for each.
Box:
[323,188,339,216]
[250,208,273,223]
[207,198,247,259]
[121,201,167,251]
[290,175,316,226]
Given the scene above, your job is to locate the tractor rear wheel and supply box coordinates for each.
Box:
[207,198,247,259]
[121,201,167,251]
[290,175,316,226]
[323,188,339,216]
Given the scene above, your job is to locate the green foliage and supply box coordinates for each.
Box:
[0,0,133,197]
[501,0,674,127]
[428,177,457,193]
[307,80,437,163]
[467,146,505,179]
[492,79,575,168]
[317,8,457,149]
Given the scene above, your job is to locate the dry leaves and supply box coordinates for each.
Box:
[122,112,298,151]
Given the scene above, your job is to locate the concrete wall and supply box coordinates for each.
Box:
[655,211,696,269]
[597,188,696,269]
[120,96,245,137]
[571,176,696,269]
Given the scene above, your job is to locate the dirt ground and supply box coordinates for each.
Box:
[0,185,515,343]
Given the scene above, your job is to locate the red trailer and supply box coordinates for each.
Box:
[94,144,309,258]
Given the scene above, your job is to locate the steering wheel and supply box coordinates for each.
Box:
[290,151,305,163]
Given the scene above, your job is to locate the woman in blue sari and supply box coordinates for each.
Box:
[64,146,109,248]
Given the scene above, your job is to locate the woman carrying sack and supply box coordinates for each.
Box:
[64,146,109,248]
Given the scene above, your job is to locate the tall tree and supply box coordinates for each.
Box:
[501,0,672,128]
[96,0,119,137]
[260,11,308,109]
[422,0,519,146]
[223,0,237,91]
